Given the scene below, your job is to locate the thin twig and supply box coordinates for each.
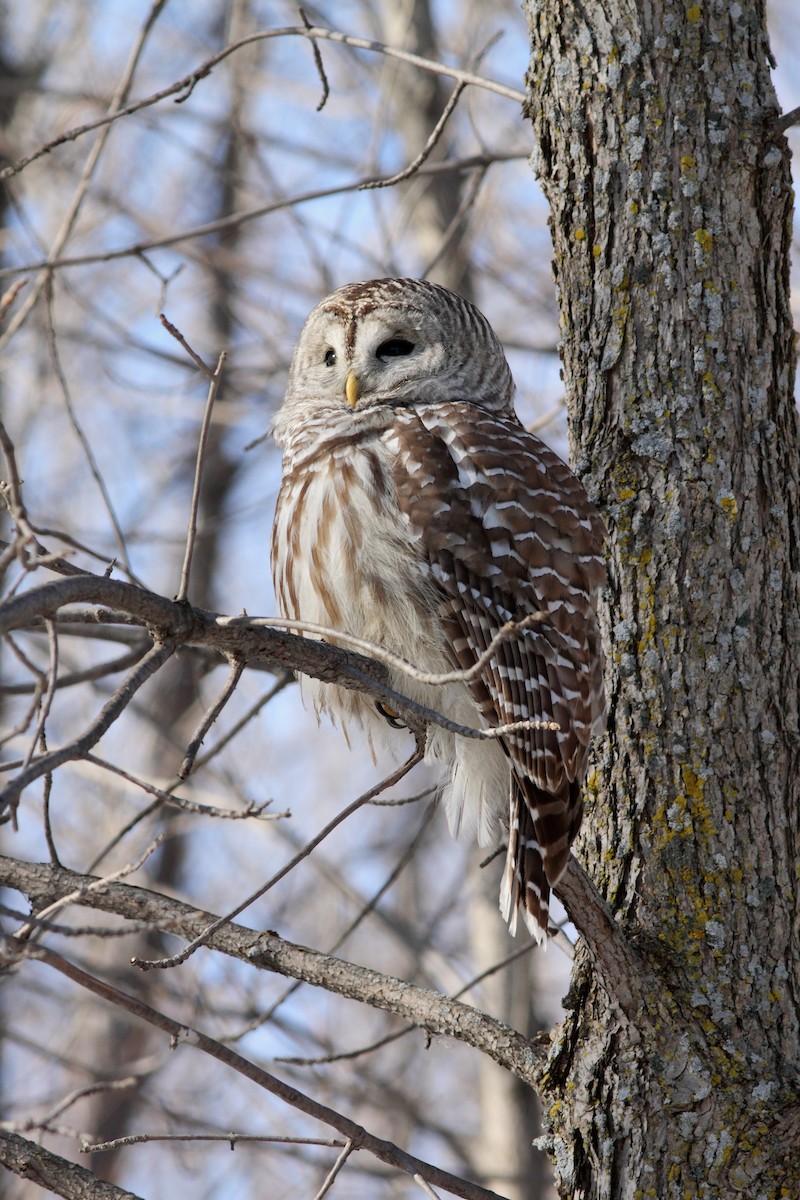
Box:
[0,641,176,822]
[0,279,27,320]
[0,0,170,352]
[36,1077,138,1127]
[0,418,26,516]
[9,939,509,1200]
[0,902,156,938]
[191,672,293,771]
[85,675,294,873]
[132,748,423,971]
[174,344,227,602]
[179,656,244,777]
[84,752,285,822]
[42,754,61,868]
[415,1175,444,1199]
[0,24,523,186]
[43,278,132,573]
[84,1132,346,1153]
[159,312,216,378]
[22,620,58,772]
[300,7,330,111]
[0,155,526,279]
[313,1139,353,1200]
[14,835,166,943]
[360,82,466,190]
[528,398,566,434]
[244,612,548,688]
[0,643,152,695]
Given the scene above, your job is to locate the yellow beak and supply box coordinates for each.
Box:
[345,371,360,408]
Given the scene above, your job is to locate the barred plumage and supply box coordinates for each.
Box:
[271,278,605,943]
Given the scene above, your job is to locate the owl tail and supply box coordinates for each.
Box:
[499,777,582,946]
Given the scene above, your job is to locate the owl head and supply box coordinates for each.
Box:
[273,278,515,447]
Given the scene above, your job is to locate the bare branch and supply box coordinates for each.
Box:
[84,753,284,822]
[0,644,152,695]
[299,7,330,112]
[0,24,524,187]
[158,312,216,378]
[84,1132,347,1153]
[247,612,549,690]
[0,155,526,279]
[0,0,170,352]
[556,857,645,1018]
[312,1138,353,1200]
[0,576,558,755]
[360,81,466,191]
[178,655,243,778]
[131,748,423,970]
[0,279,27,320]
[175,348,227,602]
[0,641,176,823]
[0,1129,146,1199]
[6,938,511,1200]
[34,1078,139,1128]
[774,104,800,132]
[0,854,544,1087]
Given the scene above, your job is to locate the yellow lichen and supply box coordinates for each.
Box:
[695,227,713,252]
[681,765,704,801]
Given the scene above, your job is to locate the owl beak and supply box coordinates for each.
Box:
[345,371,360,408]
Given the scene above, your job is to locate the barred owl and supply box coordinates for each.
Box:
[271,278,606,943]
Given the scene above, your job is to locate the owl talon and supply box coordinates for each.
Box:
[376,701,406,729]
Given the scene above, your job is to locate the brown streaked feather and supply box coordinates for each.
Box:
[389,401,605,939]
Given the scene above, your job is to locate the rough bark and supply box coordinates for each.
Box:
[524,1,800,1195]
[0,1131,144,1200]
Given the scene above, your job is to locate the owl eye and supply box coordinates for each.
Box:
[377,338,415,360]
[324,348,337,367]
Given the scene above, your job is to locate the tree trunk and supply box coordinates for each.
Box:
[524,0,800,1194]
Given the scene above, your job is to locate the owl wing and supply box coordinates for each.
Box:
[386,401,606,932]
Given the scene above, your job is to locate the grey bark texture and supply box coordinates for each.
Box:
[524,0,800,1195]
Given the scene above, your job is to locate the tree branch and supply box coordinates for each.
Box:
[0,1129,145,1199]
[3,936,512,1200]
[556,857,646,1019]
[0,855,544,1088]
[0,24,523,186]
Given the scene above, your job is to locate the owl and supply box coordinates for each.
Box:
[271,278,606,943]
